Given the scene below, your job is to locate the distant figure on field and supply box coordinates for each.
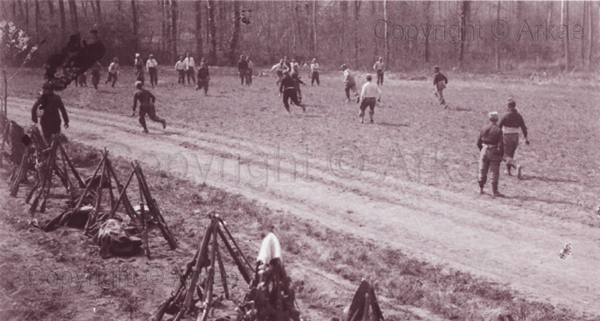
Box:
[175,56,186,85]
[132,81,166,133]
[134,53,145,85]
[477,111,504,197]
[245,56,254,86]
[146,54,159,88]
[291,64,305,102]
[498,98,530,179]
[310,58,320,86]
[433,66,448,109]
[31,86,69,143]
[341,64,359,103]
[373,57,385,86]
[358,75,381,123]
[196,58,210,95]
[105,57,119,87]
[237,55,248,86]
[184,52,196,85]
[90,61,101,90]
[279,71,305,114]
[76,72,87,87]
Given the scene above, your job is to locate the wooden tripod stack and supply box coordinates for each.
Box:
[152,213,255,321]
[22,132,86,214]
[343,279,384,321]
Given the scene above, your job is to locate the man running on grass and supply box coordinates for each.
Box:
[31,86,69,143]
[498,97,530,179]
[279,71,305,114]
[358,75,381,123]
[341,64,359,103]
[131,81,166,133]
[433,66,448,109]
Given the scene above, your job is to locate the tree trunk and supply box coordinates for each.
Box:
[561,0,569,71]
[47,0,54,17]
[581,1,586,65]
[457,0,470,69]
[495,1,500,70]
[340,0,348,59]
[171,0,178,59]
[383,0,388,65]
[311,0,317,58]
[25,0,29,31]
[228,0,240,65]
[58,0,66,37]
[353,0,361,68]
[35,0,40,37]
[68,0,78,32]
[95,0,102,23]
[207,0,217,64]
[423,1,431,63]
[195,0,203,58]
[587,0,593,65]
[131,0,139,54]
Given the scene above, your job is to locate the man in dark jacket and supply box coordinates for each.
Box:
[196,58,210,95]
[131,81,166,133]
[237,55,248,86]
[477,111,504,197]
[498,97,529,179]
[31,86,69,143]
[279,71,305,114]
[433,66,448,109]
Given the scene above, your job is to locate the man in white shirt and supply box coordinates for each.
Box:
[271,59,289,86]
[373,57,385,86]
[146,54,158,88]
[358,74,381,123]
[174,56,186,85]
[183,52,196,85]
[310,58,320,86]
[105,57,119,87]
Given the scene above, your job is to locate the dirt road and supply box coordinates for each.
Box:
[8,96,600,317]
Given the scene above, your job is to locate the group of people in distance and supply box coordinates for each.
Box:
[173,53,210,94]
[237,55,254,86]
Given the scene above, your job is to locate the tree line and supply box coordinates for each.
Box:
[1,0,598,72]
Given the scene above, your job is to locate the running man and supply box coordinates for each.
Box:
[433,66,448,109]
[498,97,530,179]
[132,81,166,133]
[358,75,381,123]
[31,86,69,143]
[279,71,305,114]
[341,64,359,103]
[105,57,119,87]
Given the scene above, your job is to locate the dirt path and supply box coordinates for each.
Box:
[8,97,600,317]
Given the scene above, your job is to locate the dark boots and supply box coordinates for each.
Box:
[478,181,485,195]
[492,183,504,197]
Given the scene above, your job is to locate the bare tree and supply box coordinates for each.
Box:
[95,0,102,24]
[131,0,139,54]
[495,1,500,70]
[25,0,29,31]
[47,0,54,17]
[228,0,240,65]
[383,0,388,64]
[587,0,593,65]
[58,0,66,37]
[311,0,317,58]
[34,0,40,36]
[423,1,431,63]
[195,0,203,58]
[561,0,569,70]
[353,0,361,67]
[171,0,178,59]
[68,0,78,32]
[457,0,471,69]
[207,0,217,64]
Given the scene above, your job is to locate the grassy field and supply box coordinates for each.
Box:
[1,65,600,320]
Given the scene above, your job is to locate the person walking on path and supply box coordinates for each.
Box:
[358,75,381,123]
[498,97,530,179]
[105,57,119,87]
[134,53,145,85]
[90,61,101,90]
[146,54,159,87]
[373,57,385,86]
[237,55,249,86]
[476,111,504,197]
[310,58,320,86]
[433,66,448,109]
[196,58,210,95]
[131,81,166,133]
[175,56,186,85]
[341,64,359,103]
[31,86,69,143]
[184,52,196,85]
[279,71,305,114]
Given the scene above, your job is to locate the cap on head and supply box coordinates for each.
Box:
[149,54,154,57]
[366,75,372,81]
[135,53,140,57]
[341,64,347,70]
[488,111,499,121]
[434,66,440,72]
[135,81,143,88]
[507,97,516,108]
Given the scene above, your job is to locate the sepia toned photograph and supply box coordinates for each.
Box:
[0,0,598,320]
